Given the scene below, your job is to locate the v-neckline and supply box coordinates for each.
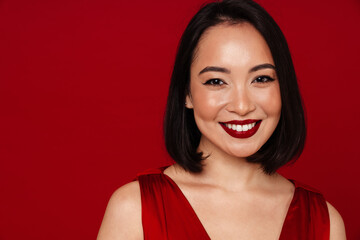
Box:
[160,166,298,240]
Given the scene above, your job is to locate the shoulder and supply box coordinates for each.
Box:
[326,201,346,240]
[97,181,143,240]
[290,180,346,239]
[290,179,322,194]
[292,180,346,239]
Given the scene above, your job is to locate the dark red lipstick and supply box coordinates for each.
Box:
[220,119,261,138]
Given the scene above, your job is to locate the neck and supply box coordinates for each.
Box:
[200,154,268,190]
[172,140,278,192]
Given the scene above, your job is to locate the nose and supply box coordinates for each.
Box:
[226,87,256,116]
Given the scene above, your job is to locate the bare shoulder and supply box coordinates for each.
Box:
[97,181,143,240]
[326,201,346,240]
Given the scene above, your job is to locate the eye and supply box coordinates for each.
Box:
[252,75,275,83]
[203,78,226,86]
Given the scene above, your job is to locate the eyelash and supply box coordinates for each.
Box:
[252,75,275,83]
[203,78,226,86]
[204,76,275,86]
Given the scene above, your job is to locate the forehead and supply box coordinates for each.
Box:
[192,22,274,69]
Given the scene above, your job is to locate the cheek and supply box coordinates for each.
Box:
[191,87,227,120]
[254,85,282,117]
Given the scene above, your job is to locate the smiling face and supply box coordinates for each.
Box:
[186,22,281,158]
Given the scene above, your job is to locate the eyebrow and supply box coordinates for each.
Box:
[249,63,276,73]
[198,63,276,75]
[199,66,230,75]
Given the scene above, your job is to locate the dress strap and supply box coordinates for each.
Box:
[136,167,163,177]
[280,180,330,240]
[137,173,168,239]
[137,167,210,240]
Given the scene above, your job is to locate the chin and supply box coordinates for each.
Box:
[225,146,260,159]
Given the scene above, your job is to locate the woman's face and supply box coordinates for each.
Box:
[186,23,281,158]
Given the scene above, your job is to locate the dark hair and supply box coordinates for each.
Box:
[164,0,306,174]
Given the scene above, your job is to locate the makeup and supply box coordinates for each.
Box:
[188,23,281,157]
[220,120,261,138]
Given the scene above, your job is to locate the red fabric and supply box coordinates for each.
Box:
[137,166,330,239]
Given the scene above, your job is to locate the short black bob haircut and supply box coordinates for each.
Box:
[164,0,306,174]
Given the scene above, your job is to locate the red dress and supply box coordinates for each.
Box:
[136,166,330,240]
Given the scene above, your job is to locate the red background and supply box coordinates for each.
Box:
[0,0,359,239]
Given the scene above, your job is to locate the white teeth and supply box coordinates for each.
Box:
[225,122,257,132]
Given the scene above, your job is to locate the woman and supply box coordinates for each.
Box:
[97,0,346,239]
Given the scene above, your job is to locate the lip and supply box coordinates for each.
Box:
[220,119,262,138]
[222,119,259,125]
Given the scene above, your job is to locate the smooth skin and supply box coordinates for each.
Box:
[97,23,346,240]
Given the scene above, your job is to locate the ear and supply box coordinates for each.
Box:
[185,94,194,109]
